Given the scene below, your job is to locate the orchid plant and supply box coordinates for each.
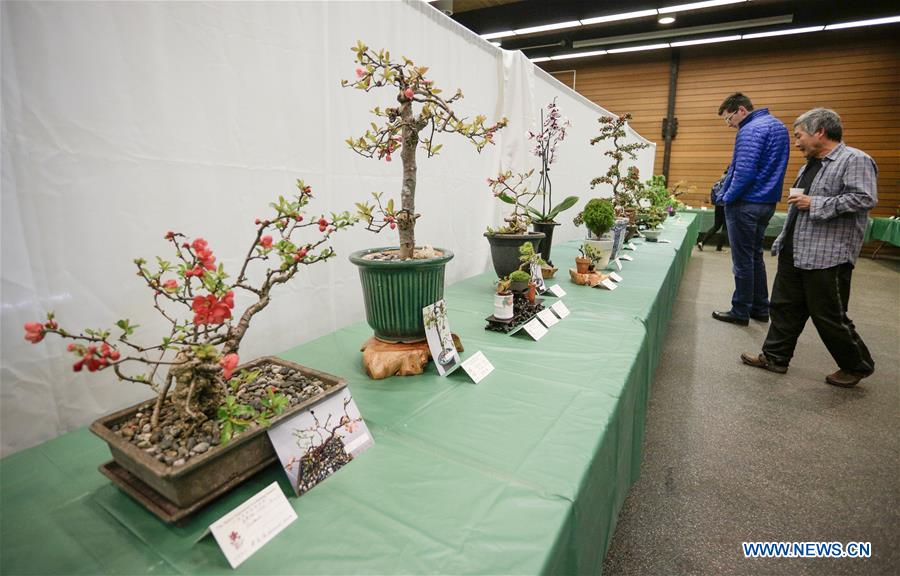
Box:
[486,169,540,235]
[342,41,508,260]
[526,98,578,223]
[23,181,358,438]
[589,113,650,213]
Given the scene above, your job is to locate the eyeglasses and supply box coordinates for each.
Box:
[724,110,739,125]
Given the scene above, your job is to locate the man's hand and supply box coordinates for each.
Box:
[787,194,811,211]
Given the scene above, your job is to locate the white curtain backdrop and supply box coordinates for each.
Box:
[0,0,655,456]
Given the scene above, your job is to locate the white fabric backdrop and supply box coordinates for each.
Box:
[0,0,655,456]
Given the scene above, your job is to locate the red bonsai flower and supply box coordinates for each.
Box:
[191,238,217,270]
[220,353,239,380]
[24,322,44,344]
[191,291,234,325]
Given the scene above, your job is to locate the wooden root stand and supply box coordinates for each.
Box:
[361,334,463,380]
[569,267,609,287]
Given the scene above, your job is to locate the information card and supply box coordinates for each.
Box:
[624,243,637,251]
[547,284,566,297]
[522,318,548,340]
[460,351,495,384]
[537,308,559,328]
[608,271,623,283]
[210,482,297,569]
[597,278,618,290]
[550,301,570,319]
[619,254,634,262]
[613,258,622,271]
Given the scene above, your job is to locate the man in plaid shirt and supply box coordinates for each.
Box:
[741,108,877,387]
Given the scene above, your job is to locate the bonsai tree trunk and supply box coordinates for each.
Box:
[399,101,418,260]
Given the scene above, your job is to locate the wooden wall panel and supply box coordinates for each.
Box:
[541,28,900,218]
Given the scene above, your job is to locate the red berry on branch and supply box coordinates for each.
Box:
[390,222,397,230]
[73,360,84,372]
[67,343,76,352]
[404,88,414,99]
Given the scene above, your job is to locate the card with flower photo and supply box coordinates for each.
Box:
[268,387,373,497]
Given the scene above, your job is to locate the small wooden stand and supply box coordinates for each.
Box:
[361,333,464,380]
[569,267,608,287]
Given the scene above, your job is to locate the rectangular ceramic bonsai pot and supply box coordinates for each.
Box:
[89,356,346,509]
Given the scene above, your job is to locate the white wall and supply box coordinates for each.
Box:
[0,0,655,456]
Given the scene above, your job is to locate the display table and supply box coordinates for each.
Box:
[680,207,787,239]
[863,217,900,253]
[0,215,699,575]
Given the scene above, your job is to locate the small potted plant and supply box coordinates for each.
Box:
[485,170,545,278]
[575,246,592,275]
[508,269,531,293]
[590,113,650,233]
[577,198,616,269]
[639,205,666,242]
[526,98,578,266]
[343,41,507,343]
[494,278,514,320]
[22,180,358,515]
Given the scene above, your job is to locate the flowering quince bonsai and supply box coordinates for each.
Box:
[342,40,508,260]
[526,98,578,223]
[587,113,650,217]
[24,180,357,440]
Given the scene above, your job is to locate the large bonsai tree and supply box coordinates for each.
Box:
[342,41,508,259]
[24,181,357,437]
[589,113,650,213]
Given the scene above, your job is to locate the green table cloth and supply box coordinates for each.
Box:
[863,217,900,246]
[680,207,787,239]
[1,215,699,575]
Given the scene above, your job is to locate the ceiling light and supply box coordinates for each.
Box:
[671,34,741,46]
[490,41,502,47]
[514,21,582,35]
[580,9,659,26]
[658,16,676,24]
[658,0,747,15]
[574,15,793,48]
[824,15,900,30]
[551,50,608,60]
[529,57,551,63]
[607,43,671,53]
[480,30,516,40]
[742,26,824,39]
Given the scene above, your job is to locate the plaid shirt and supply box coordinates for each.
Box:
[772,142,878,269]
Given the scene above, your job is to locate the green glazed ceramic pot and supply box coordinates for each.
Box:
[349,246,454,343]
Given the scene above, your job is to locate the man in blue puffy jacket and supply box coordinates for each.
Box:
[712,93,790,326]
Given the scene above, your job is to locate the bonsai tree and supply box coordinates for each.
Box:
[589,113,650,213]
[637,205,666,230]
[518,241,546,269]
[526,98,578,223]
[496,277,512,295]
[581,198,616,238]
[23,180,358,439]
[644,175,689,214]
[486,169,540,235]
[343,41,508,259]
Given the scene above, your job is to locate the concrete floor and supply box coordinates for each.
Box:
[602,248,900,576]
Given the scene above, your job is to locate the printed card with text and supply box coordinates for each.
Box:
[461,351,494,384]
[268,387,374,497]
[210,482,297,569]
[547,284,566,297]
[550,301,570,319]
[423,299,460,376]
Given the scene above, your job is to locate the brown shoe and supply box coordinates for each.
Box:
[825,370,871,388]
[741,352,788,374]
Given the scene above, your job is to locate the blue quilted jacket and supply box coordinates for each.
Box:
[719,108,790,204]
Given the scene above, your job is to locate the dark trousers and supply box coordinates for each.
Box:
[725,201,776,319]
[699,205,727,249]
[762,251,874,374]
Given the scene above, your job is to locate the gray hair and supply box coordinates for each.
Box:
[793,108,843,141]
